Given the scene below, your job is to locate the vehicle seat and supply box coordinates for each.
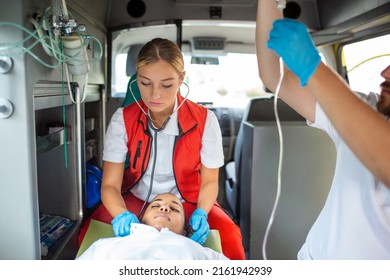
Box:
[122,74,141,107]
[224,96,304,219]
[121,43,143,107]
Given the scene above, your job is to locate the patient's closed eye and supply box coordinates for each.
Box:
[151,203,180,213]
[170,206,180,213]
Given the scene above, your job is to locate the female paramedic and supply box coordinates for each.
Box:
[79,38,245,260]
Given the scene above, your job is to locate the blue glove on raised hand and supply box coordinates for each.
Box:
[111,211,140,237]
[267,18,321,87]
[189,208,210,245]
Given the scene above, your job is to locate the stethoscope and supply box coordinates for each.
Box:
[127,78,190,218]
[129,78,190,132]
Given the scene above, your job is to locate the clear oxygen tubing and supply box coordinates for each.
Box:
[262,58,285,260]
[0,18,103,106]
[0,10,103,68]
[0,21,61,69]
[28,16,53,57]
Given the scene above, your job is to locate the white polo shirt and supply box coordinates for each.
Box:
[298,92,390,259]
[103,98,224,202]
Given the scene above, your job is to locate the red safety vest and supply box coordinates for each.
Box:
[122,93,208,204]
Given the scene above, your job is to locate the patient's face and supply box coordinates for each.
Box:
[142,193,185,235]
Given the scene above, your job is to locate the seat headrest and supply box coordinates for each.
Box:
[247,97,304,122]
[126,44,144,76]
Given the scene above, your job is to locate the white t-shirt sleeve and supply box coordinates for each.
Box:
[307,92,379,147]
[201,110,225,168]
[103,108,128,163]
[307,102,340,146]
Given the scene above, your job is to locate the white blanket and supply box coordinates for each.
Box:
[77,223,228,260]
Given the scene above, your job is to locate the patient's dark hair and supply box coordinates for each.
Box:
[184,223,194,238]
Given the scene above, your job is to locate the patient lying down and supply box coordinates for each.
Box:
[77,193,229,260]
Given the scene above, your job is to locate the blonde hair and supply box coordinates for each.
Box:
[136,38,184,76]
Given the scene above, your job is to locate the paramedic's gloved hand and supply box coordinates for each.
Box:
[267,19,321,87]
[111,211,139,237]
[189,208,209,245]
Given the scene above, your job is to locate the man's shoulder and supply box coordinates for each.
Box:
[354,91,379,107]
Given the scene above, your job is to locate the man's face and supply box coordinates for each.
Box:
[142,193,185,235]
[377,64,390,116]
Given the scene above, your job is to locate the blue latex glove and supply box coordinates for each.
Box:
[111,211,140,237]
[267,18,321,87]
[189,208,209,245]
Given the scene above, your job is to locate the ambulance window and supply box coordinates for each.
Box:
[342,34,390,95]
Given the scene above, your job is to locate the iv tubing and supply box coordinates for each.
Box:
[262,57,285,260]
